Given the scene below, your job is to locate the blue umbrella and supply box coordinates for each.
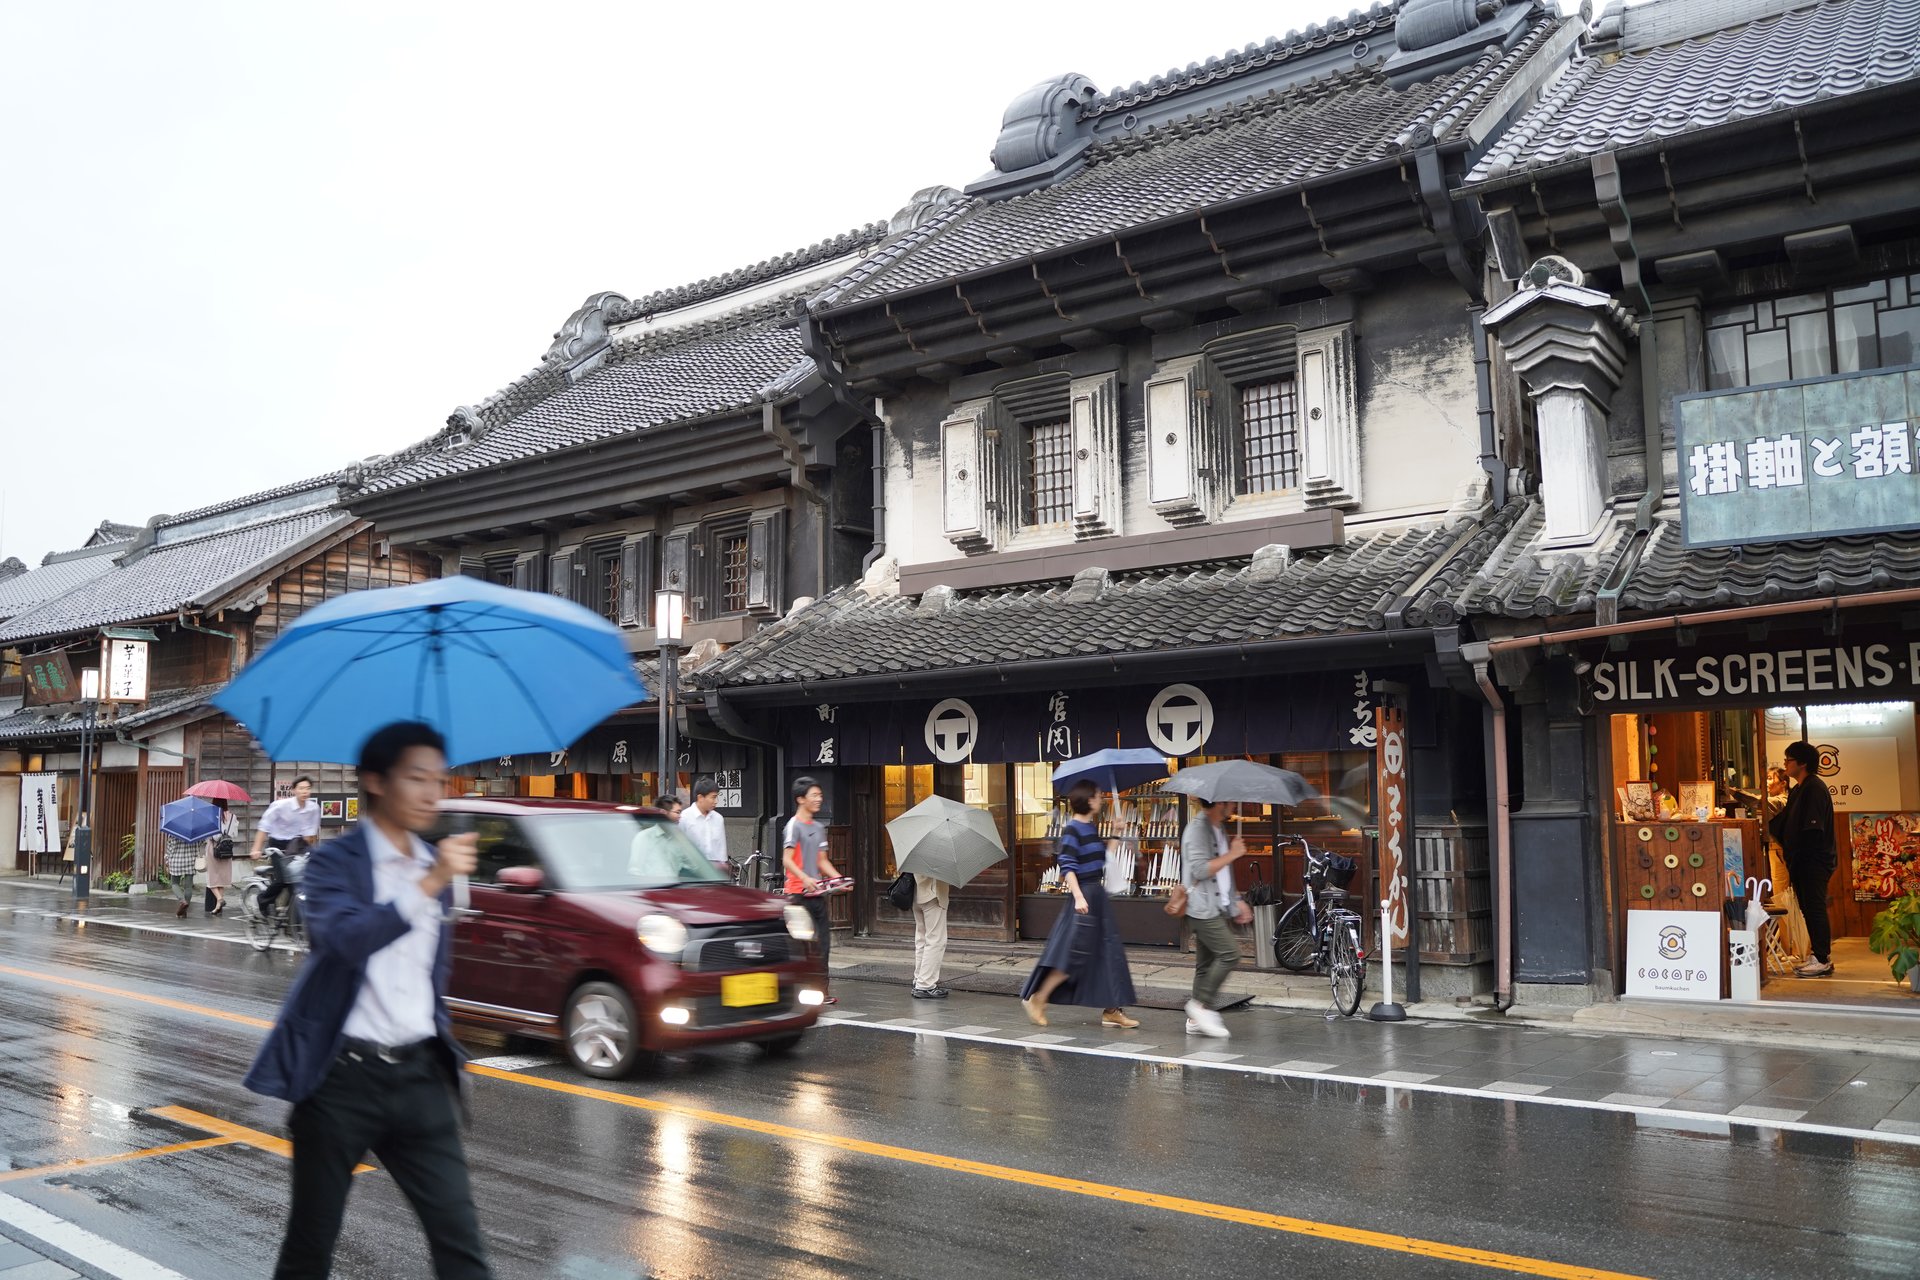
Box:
[160,796,222,843]
[213,577,646,766]
[1052,747,1169,795]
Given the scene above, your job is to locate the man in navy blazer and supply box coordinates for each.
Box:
[246,721,490,1279]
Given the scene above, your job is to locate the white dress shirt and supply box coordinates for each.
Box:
[341,822,443,1047]
[679,805,728,869]
[260,796,322,844]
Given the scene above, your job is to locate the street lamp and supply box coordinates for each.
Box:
[75,666,101,909]
[653,589,685,807]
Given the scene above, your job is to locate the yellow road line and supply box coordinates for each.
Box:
[149,1106,377,1174]
[0,1135,239,1183]
[0,962,273,1030]
[467,1065,1649,1280]
[1,959,1647,1279]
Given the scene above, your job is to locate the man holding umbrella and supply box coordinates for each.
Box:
[1181,796,1252,1039]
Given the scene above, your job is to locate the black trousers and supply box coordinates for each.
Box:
[275,1046,490,1279]
[1787,853,1835,965]
[789,892,831,969]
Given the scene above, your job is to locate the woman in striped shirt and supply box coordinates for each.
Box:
[1021,779,1139,1029]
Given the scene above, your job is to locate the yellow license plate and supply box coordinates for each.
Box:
[721,972,779,1007]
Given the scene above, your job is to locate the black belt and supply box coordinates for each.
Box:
[341,1036,436,1065]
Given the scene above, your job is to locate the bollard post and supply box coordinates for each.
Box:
[1368,897,1407,1022]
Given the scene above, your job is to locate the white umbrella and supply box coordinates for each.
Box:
[885,795,1008,888]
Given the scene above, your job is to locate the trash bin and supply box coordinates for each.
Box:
[1253,903,1278,969]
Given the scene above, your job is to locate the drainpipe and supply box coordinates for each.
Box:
[1592,153,1664,535]
[864,401,887,573]
[1469,306,1508,509]
[1487,584,1920,656]
[115,729,188,761]
[1465,643,1515,1012]
[795,301,886,573]
[176,609,240,679]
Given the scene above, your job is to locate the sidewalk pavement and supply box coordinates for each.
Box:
[0,873,293,952]
[0,1225,79,1279]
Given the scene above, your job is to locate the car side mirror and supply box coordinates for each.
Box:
[497,865,545,893]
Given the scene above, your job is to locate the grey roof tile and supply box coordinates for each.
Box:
[695,524,1460,690]
[1419,496,1920,623]
[159,473,347,528]
[0,510,349,644]
[811,18,1560,312]
[0,682,222,744]
[1081,4,1397,119]
[608,222,889,322]
[361,306,806,495]
[0,544,128,621]
[1467,0,1920,186]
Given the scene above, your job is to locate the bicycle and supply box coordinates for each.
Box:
[242,845,309,953]
[1269,837,1369,1017]
[729,850,778,892]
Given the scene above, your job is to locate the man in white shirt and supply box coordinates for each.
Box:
[252,775,322,857]
[245,722,489,1278]
[679,777,729,876]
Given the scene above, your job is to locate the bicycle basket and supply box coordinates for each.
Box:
[1324,853,1358,889]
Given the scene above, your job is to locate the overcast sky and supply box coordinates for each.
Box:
[4,0,1366,566]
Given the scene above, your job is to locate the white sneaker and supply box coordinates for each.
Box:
[1185,1019,1204,1035]
[1185,1000,1231,1039]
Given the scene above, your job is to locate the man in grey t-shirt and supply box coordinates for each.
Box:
[1181,797,1251,1039]
[782,776,841,995]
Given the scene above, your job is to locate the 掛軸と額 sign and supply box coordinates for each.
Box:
[1626,910,1724,1001]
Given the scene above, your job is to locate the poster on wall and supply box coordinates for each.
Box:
[1846,813,1920,902]
[1765,705,1914,812]
[1626,910,1723,1001]
[17,773,60,854]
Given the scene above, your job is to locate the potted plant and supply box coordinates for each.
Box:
[1868,891,1920,993]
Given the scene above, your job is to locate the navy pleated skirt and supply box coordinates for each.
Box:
[1020,881,1138,1009]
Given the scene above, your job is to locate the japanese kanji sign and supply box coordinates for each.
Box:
[1675,367,1920,548]
[22,651,76,706]
[102,637,149,703]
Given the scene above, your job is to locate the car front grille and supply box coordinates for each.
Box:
[684,927,791,972]
[689,991,796,1027]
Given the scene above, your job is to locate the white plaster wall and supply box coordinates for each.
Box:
[1357,314,1482,522]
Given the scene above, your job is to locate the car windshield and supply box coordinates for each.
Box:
[524,812,726,891]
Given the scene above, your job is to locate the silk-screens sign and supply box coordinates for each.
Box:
[1675,365,1920,548]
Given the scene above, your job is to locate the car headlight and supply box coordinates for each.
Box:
[783,904,816,942]
[637,913,689,957]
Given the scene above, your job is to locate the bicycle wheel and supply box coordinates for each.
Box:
[243,887,274,952]
[1328,914,1364,1017]
[1272,898,1316,972]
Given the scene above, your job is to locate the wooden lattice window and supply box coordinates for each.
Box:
[587,544,622,624]
[1238,376,1300,495]
[1027,419,1072,525]
[718,531,750,615]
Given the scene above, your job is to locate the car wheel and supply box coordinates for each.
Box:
[564,982,643,1079]
[757,1032,805,1057]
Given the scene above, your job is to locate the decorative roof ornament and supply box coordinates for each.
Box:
[1387,0,1540,88]
[969,72,1100,199]
[887,186,963,236]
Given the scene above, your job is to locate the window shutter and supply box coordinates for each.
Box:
[548,549,575,600]
[511,552,542,593]
[746,509,787,614]
[1067,372,1120,539]
[661,525,694,597]
[617,533,654,627]
[1297,323,1361,510]
[940,398,1017,554]
[1145,356,1229,526]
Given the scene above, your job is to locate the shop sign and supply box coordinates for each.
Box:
[1589,639,1920,710]
[925,698,980,763]
[1145,684,1213,756]
[1675,367,1920,548]
[22,652,76,706]
[17,773,60,854]
[1375,703,1409,946]
[102,637,150,703]
[1625,910,1723,1000]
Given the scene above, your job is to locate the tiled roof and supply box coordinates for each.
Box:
[607,223,889,322]
[1467,0,1920,186]
[811,18,1558,311]
[1082,4,1397,119]
[0,544,127,621]
[360,305,805,495]
[1415,497,1920,624]
[0,511,349,644]
[695,524,1462,690]
[0,682,221,744]
[160,473,347,528]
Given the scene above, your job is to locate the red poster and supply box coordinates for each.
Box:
[1376,704,1409,945]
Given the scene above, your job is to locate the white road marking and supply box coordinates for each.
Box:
[1,907,301,952]
[467,1053,563,1071]
[0,1192,191,1279]
[1484,1081,1552,1096]
[1730,1104,1808,1122]
[821,1018,1920,1149]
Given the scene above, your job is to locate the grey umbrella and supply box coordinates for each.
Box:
[884,794,1008,888]
[1164,759,1319,807]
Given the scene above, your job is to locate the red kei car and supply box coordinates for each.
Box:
[432,798,827,1078]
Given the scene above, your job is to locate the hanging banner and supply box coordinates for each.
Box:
[1375,704,1410,946]
[18,772,60,854]
[22,652,77,707]
[102,636,150,703]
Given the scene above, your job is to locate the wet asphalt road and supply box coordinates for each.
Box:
[2,911,1919,1280]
